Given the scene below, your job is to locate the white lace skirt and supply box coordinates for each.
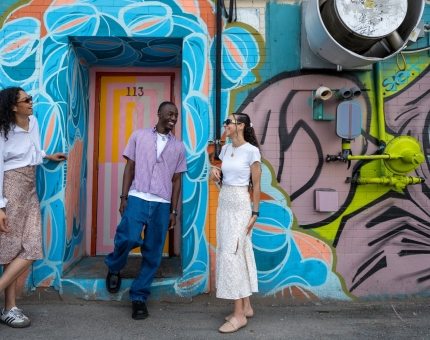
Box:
[216,185,258,299]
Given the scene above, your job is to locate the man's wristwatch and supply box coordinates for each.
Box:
[251,211,259,217]
[120,195,128,200]
[171,210,178,215]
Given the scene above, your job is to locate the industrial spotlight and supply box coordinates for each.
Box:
[314,86,333,100]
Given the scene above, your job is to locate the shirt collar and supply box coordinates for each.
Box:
[12,116,34,133]
[152,125,172,138]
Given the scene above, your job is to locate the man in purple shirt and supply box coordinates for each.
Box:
[105,101,187,320]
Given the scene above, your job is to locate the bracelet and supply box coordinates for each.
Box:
[252,211,259,217]
[120,195,128,200]
[171,210,178,215]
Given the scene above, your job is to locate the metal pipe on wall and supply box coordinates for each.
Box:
[374,62,386,149]
[373,61,387,176]
[214,0,222,160]
[213,0,237,159]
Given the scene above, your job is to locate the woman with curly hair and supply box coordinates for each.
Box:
[0,87,67,328]
[209,112,261,333]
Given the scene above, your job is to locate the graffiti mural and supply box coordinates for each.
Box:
[334,64,430,297]
[230,71,368,299]
[236,29,430,298]
[0,0,213,296]
[1,0,430,301]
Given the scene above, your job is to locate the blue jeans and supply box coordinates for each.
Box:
[105,196,170,302]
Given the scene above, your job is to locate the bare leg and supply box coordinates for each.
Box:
[0,258,34,294]
[243,296,252,312]
[4,278,16,311]
[232,298,245,320]
[226,296,253,321]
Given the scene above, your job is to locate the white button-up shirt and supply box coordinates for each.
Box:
[0,115,46,207]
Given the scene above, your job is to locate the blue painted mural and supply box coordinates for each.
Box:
[0,0,212,296]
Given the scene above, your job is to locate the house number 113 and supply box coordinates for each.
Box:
[126,87,144,96]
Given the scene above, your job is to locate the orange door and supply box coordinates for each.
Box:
[93,73,174,255]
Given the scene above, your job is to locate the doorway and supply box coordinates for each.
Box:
[91,72,175,256]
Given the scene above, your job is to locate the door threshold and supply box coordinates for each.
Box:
[60,256,181,302]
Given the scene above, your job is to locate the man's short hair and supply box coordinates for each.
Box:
[158,101,176,112]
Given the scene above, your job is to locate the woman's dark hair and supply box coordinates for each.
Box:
[232,112,261,152]
[0,86,22,139]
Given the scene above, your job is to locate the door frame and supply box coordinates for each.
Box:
[90,71,176,256]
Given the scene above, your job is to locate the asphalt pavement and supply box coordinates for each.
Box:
[1,289,430,339]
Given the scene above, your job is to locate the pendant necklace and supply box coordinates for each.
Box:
[230,144,237,157]
[230,141,245,157]
[157,132,167,141]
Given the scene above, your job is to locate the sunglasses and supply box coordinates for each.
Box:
[17,96,33,104]
[223,119,242,125]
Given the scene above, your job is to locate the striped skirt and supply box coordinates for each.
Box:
[216,185,258,299]
[0,166,43,265]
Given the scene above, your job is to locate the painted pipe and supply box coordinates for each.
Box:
[350,86,361,98]
[335,87,352,100]
[348,154,393,160]
[374,62,386,150]
[227,0,236,23]
[348,152,424,163]
[373,61,386,176]
[314,86,333,100]
[214,0,222,160]
[355,176,424,185]
[352,175,424,191]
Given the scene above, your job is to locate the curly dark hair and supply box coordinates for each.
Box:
[0,86,22,140]
[232,112,261,152]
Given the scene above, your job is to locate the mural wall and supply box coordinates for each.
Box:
[1,0,430,300]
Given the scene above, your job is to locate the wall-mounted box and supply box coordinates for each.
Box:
[314,188,338,212]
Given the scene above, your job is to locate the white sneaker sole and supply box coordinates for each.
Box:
[0,318,31,328]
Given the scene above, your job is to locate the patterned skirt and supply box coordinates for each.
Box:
[216,185,258,299]
[0,166,44,265]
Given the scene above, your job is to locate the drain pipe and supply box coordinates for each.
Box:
[214,0,223,160]
[374,62,386,149]
[374,61,387,175]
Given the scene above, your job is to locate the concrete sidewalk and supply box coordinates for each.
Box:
[1,290,430,339]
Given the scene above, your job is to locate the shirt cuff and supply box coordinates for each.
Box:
[41,150,46,158]
[123,154,134,161]
[0,197,8,208]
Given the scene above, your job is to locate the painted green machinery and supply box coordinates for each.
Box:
[347,175,423,191]
[325,66,425,191]
[327,135,425,191]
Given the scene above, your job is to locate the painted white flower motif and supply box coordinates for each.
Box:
[119,2,173,36]
[0,19,40,66]
[44,4,99,42]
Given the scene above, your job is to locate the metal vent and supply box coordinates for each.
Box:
[301,0,424,69]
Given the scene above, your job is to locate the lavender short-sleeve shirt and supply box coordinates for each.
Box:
[123,126,187,201]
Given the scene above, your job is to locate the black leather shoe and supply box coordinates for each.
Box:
[132,301,149,320]
[106,271,121,293]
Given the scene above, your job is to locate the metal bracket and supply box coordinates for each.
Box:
[312,96,335,121]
